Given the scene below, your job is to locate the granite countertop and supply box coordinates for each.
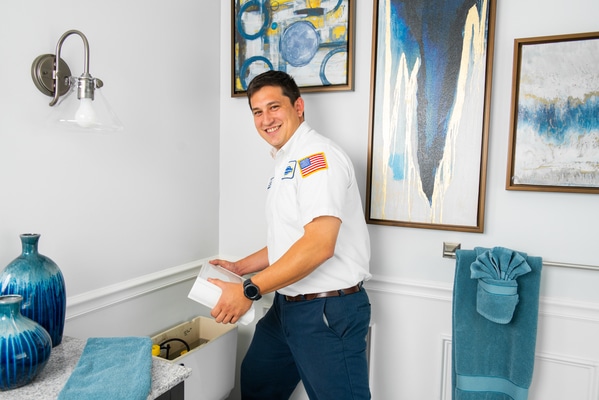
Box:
[5,336,192,400]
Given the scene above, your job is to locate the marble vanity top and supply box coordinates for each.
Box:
[5,336,192,399]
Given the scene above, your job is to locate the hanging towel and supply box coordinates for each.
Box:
[452,247,542,400]
[58,336,153,400]
[470,247,532,324]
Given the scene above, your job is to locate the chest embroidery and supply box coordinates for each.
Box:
[283,160,296,180]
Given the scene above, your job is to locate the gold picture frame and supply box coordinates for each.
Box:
[231,0,355,97]
[366,0,496,232]
[506,31,599,194]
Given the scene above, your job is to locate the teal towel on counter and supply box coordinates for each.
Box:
[58,336,153,400]
[452,247,542,400]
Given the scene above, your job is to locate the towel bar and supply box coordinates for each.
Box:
[541,260,599,271]
[442,245,599,271]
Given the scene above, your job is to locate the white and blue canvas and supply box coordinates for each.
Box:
[369,0,491,227]
[513,38,599,188]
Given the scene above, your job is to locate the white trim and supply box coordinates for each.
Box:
[365,274,453,303]
[439,335,453,400]
[65,269,599,324]
[65,258,208,320]
[532,351,599,399]
[539,296,599,323]
[365,274,599,321]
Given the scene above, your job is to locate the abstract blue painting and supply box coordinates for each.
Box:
[232,0,354,96]
[507,32,599,194]
[366,0,495,232]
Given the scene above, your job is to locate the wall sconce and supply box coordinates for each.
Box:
[31,30,123,132]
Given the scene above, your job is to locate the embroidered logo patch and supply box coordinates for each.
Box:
[299,152,327,178]
[283,161,296,179]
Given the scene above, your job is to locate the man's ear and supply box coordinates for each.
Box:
[295,97,305,119]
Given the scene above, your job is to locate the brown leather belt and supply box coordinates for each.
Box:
[284,283,362,302]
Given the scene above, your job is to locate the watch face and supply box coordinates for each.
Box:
[246,285,259,298]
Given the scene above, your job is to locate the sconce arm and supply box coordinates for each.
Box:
[50,30,91,106]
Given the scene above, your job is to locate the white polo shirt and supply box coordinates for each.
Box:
[265,122,371,296]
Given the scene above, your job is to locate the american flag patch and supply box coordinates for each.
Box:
[299,152,327,178]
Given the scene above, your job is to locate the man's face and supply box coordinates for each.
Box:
[249,85,304,150]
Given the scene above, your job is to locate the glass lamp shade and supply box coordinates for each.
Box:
[47,76,123,132]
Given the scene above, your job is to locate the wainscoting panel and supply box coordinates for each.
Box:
[365,277,454,399]
[530,352,599,399]
[364,275,599,400]
[62,265,599,400]
[438,338,599,400]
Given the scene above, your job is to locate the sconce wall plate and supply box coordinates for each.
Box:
[31,54,71,98]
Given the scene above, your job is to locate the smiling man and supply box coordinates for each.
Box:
[209,70,372,399]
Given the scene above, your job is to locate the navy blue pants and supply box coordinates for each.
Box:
[241,289,371,400]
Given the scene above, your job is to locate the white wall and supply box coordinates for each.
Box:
[219,0,599,302]
[219,1,599,399]
[0,0,221,298]
[1,1,598,399]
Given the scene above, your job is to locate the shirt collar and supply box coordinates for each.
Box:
[270,121,311,159]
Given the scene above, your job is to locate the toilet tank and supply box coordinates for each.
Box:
[152,316,238,400]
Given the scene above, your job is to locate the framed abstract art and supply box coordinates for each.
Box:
[231,0,355,97]
[506,31,599,194]
[366,0,496,232]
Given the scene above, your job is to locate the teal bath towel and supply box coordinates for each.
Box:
[58,336,153,400]
[452,247,542,400]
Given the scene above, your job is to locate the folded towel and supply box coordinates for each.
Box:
[452,247,542,400]
[58,336,153,400]
[471,247,532,324]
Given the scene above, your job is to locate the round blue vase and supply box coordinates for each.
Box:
[0,234,66,347]
[0,295,52,391]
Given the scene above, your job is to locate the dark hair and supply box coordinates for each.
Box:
[246,70,302,109]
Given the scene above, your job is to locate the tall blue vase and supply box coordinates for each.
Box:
[0,295,52,391]
[0,234,66,347]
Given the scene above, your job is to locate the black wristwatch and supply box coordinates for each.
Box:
[243,278,262,301]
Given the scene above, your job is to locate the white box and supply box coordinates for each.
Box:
[151,316,238,400]
[188,262,255,325]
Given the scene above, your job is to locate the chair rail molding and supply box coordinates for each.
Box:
[365,275,599,322]
[65,259,206,320]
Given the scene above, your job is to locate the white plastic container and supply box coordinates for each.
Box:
[151,316,238,400]
[188,262,255,325]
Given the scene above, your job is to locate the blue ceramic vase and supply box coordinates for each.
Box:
[0,295,52,391]
[0,234,66,347]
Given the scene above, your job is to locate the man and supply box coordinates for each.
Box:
[209,70,371,399]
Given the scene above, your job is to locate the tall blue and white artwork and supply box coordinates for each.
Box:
[368,0,494,231]
[511,35,599,190]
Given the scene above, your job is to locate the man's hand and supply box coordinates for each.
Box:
[209,259,240,274]
[208,278,253,324]
[209,247,269,276]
